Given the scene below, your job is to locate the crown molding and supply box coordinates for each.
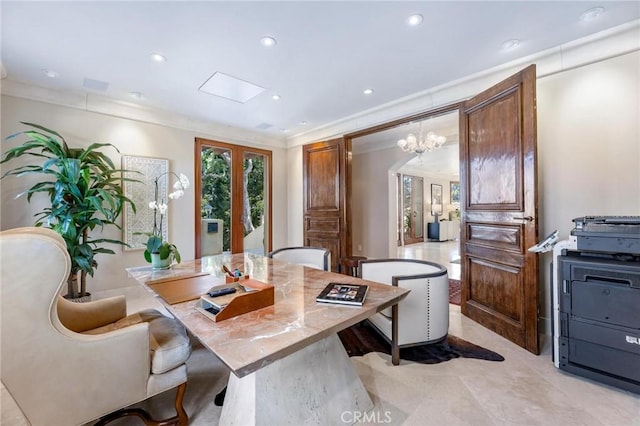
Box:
[0,79,288,150]
[287,20,640,148]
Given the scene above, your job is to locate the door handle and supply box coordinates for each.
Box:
[514,216,534,222]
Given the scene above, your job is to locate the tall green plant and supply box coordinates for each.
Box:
[1,122,137,298]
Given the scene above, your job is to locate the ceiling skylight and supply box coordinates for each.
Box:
[199,72,266,103]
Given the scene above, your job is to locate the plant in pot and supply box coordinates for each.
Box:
[137,171,189,269]
[1,122,137,299]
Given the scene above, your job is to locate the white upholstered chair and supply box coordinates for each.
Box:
[268,246,331,271]
[359,258,449,365]
[0,227,192,426]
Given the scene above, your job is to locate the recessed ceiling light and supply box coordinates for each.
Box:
[41,69,59,78]
[281,128,290,133]
[272,94,281,100]
[151,53,167,62]
[406,14,423,26]
[299,121,308,126]
[363,88,374,95]
[130,92,144,99]
[580,7,604,22]
[501,39,521,51]
[260,36,277,47]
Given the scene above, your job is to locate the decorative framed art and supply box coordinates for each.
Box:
[450,181,460,204]
[122,155,169,250]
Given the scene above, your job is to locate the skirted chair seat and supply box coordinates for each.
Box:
[359,258,449,365]
[268,246,331,271]
[0,227,192,426]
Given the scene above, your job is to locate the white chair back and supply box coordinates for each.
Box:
[360,259,449,363]
[268,246,331,271]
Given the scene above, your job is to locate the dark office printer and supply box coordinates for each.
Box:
[553,216,640,394]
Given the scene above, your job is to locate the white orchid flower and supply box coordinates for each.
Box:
[179,173,190,189]
[157,202,168,215]
[169,190,184,200]
[149,201,158,210]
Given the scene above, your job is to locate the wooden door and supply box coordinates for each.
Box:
[303,138,349,271]
[459,65,540,354]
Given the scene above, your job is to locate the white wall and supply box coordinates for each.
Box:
[285,145,304,246]
[0,96,288,292]
[350,146,410,258]
[536,51,640,331]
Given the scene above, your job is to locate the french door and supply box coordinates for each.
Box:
[195,138,272,257]
[398,174,424,245]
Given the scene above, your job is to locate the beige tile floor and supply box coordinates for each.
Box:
[4,303,637,426]
[3,243,638,425]
[397,240,461,280]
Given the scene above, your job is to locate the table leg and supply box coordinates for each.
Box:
[219,333,373,425]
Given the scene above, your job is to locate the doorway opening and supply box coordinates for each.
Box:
[348,106,460,260]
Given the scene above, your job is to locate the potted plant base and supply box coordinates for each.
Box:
[151,253,172,270]
[64,274,92,302]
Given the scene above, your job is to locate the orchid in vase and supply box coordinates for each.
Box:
[139,171,189,269]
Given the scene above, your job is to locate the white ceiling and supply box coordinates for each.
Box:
[1,1,638,139]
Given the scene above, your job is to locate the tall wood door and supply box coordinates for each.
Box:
[459,65,540,354]
[303,138,349,271]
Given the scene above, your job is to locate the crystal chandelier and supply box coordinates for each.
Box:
[397,122,446,155]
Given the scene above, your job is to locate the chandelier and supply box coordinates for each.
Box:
[397,122,446,155]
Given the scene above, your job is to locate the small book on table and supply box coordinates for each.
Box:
[316,282,368,306]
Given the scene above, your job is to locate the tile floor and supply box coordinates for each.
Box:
[3,243,638,425]
[397,240,461,280]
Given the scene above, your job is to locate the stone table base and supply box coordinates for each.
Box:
[219,334,373,425]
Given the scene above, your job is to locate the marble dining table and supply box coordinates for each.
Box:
[127,252,409,425]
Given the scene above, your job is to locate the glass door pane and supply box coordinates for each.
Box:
[401,174,424,245]
[413,177,424,239]
[242,152,268,255]
[200,146,232,254]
